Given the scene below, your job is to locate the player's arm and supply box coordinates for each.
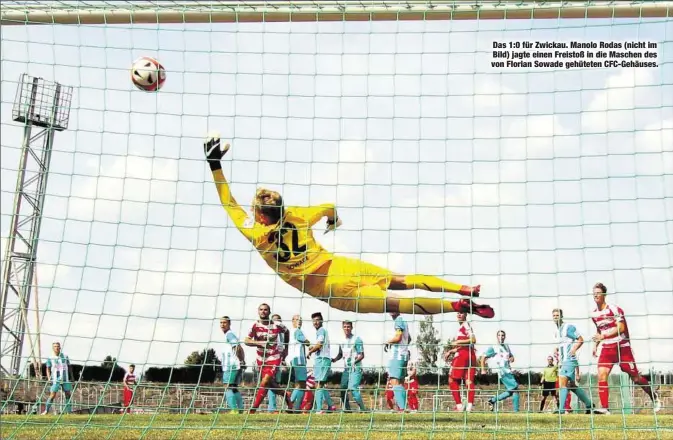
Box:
[332,346,343,364]
[354,338,365,364]
[45,360,51,383]
[282,327,291,360]
[479,347,495,373]
[592,321,626,342]
[307,329,325,357]
[567,325,584,357]
[203,137,261,242]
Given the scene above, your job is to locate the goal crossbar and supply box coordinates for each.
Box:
[1,1,671,25]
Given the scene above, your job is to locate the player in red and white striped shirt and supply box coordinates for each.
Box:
[590,283,661,413]
[122,365,137,413]
[244,303,293,413]
[444,312,477,412]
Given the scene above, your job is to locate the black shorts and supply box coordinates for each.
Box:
[542,381,557,397]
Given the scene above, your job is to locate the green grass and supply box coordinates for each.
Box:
[1,413,672,440]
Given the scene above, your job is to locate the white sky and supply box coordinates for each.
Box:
[1,16,672,377]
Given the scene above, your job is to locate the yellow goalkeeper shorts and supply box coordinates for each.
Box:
[287,256,393,312]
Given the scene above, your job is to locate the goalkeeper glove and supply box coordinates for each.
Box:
[203,131,230,172]
[324,216,342,235]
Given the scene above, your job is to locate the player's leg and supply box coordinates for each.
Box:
[321,257,494,318]
[267,368,283,412]
[596,346,616,411]
[616,347,661,412]
[540,388,548,412]
[314,358,335,413]
[448,359,465,411]
[562,366,597,413]
[42,385,59,415]
[464,363,476,412]
[62,384,73,414]
[290,361,307,411]
[491,374,519,412]
[388,274,479,297]
[556,374,570,414]
[250,365,275,412]
[348,369,366,411]
[388,361,408,411]
[340,370,351,411]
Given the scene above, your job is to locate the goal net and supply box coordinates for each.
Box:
[1,1,671,439]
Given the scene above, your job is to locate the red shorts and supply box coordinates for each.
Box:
[598,344,639,374]
[258,359,281,379]
[450,353,477,381]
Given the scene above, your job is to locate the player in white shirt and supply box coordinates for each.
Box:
[220,316,246,412]
[307,312,336,413]
[385,312,411,411]
[553,308,605,415]
[42,342,74,415]
[332,320,366,411]
[288,314,310,411]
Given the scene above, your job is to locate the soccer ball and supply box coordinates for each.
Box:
[130,56,166,92]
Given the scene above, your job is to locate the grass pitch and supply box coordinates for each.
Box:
[1,413,672,440]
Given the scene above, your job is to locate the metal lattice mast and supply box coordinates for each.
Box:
[0,74,73,377]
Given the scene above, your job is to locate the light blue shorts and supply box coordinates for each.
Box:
[314,357,331,382]
[222,368,242,385]
[49,382,73,393]
[560,362,578,382]
[387,359,408,380]
[348,369,363,390]
[290,358,307,382]
[500,373,519,391]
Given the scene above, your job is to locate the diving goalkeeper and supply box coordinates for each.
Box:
[204,133,494,318]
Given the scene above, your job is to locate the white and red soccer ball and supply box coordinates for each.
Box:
[130,56,166,92]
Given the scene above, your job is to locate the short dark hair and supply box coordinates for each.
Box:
[342,320,353,326]
[311,312,323,320]
[259,303,270,310]
[594,282,607,294]
[272,314,281,320]
[130,364,136,368]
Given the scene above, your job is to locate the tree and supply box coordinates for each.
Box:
[184,348,222,370]
[101,355,117,369]
[416,316,441,374]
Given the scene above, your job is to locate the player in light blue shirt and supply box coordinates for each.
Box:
[220,316,245,413]
[288,314,310,411]
[385,312,411,411]
[307,312,336,413]
[479,330,520,412]
[553,308,605,414]
[332,320,366,411]
[43,342,74,415]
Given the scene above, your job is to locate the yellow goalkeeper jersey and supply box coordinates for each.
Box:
[213,169,335,281]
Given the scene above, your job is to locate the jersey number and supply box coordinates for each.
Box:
[270,222,307,263]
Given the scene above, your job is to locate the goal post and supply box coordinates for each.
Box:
[1,1,671,25]
[1,0,671,438]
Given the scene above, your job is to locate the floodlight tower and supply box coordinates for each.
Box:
[0,74,73,378]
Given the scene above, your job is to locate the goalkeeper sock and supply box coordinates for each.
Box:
[393,385,407,410]
[559,387,569,412]
[572,387,592,408]
[449,382,462,405]
[403,275,464,294]
[598,381,609,408]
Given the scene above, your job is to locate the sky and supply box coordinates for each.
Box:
[0,15,672,379]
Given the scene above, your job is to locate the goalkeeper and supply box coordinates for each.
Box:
[204,133,494,318]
